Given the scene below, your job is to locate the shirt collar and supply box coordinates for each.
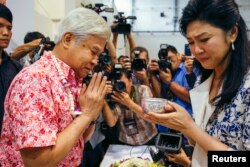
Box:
[1,50,10,62]
[44,51,82,84]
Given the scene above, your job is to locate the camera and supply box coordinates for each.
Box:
[94,48,112,73]
[150,133,191,167]
[112,12,136,34]
[105,64,127,108]
[109,64,126,92]
[82,3,114,21]
[157,44,172,71]
[131,59,147,71]
[99,52,111,65]
[131,50,147,71]
[82,3,114,14]
[155,133,182,154]
[32,37,55,63]
[149,146,180,167]
[150,133,182,166]
[113,80,126,92]
[158,59,172,71]
[158,44,169,60]
[184,43,191,56]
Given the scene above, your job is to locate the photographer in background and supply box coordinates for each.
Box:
[183,44,200,89]
[112,25,136,71]
[108,67,158,145]
[148,45,193,133]
[111,11,136,55]
[112,27,136,52]
[81,80,118,167]
[145,0,250,166]
[0,4,22,134]
[81,49,118,167]
[10,31,45,67]
[130,46,151,86]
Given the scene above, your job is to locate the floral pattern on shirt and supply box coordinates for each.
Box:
[0,51,84,167]
[206,69,250,150]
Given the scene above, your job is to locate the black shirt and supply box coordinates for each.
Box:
[0,51,22,134]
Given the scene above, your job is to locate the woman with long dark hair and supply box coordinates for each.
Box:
[144,0,250,166]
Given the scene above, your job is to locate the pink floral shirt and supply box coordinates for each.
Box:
[0,52,84,167]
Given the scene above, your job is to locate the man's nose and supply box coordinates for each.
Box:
[1,27,10,36]
[91,58,99,66]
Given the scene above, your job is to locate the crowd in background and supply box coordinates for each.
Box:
[0,0,249,167]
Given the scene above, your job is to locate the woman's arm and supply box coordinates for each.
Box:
[144,101,230,153]
[102,100,118,127]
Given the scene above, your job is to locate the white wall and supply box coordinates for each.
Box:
[115,32,187,60]
[6,0,34,46]
[135,33,187,59]
[5,0,250,57]
[6,0,69,48]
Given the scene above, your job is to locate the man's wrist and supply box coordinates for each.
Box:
[165,80,172,88]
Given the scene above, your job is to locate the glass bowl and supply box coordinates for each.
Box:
[141,98,167,113]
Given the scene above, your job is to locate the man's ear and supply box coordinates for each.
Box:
[177,53,182,61]
[61,32,74,49]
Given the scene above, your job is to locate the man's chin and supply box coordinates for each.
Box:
[0,44,9,49]
[81,74,88,79]
[81,71,91,79]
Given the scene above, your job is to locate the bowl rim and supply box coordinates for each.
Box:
[142,97,168,102]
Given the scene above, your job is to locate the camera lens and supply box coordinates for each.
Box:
[158,59,172,71]
[114,80,126,92]
[131,58,146,71]
[82,74,92,86]
[100,53,111,65]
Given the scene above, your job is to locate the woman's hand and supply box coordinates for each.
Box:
[111,91,133,107]
[143,101,194,135]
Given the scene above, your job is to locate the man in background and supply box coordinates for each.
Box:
[10,31,45,67]
[0,3,22,134]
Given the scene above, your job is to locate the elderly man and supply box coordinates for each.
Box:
[0,8,111,166]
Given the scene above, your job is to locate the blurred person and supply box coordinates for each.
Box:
[0,7,111,166]
[117,55,126,64]
[130,46,151,86]
[184,55,200,89]
[0,4,22,134]
[181,48,201,89]
[110,68,158,145]
[111,24,136,51]
[82,82,118,167]
[118,55,131,70]
[111,29,151,86]
[81,67,118,167]
[106,40,117,65]
[148,45,194,133]
[0,0,6,5]
[10,31,45,67]
[145,0,250,166]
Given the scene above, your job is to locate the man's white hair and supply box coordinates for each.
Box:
[54,7,111,43]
